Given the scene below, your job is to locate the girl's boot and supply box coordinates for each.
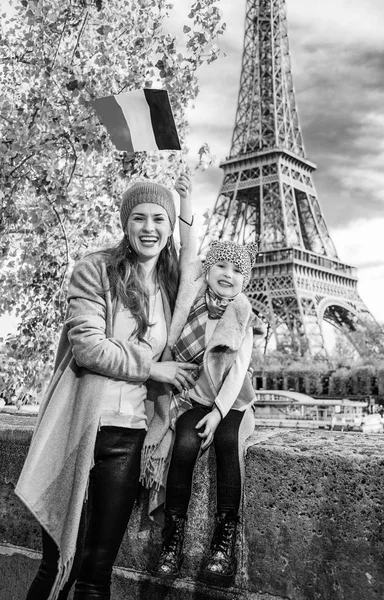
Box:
[151,512,186,579]
[202,512,238,587]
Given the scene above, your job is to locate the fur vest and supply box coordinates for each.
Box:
[169,259,259,406]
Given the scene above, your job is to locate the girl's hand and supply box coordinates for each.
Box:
[149,360,198,392]
[196,408,222,451]
[175,173,192,199]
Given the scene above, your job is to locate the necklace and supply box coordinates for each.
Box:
[146,290,159,348]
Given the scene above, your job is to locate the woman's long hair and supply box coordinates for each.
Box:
[104,235,179,343]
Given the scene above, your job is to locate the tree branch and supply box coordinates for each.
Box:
[61,133,78,188]
[51,12,70,69]
[70,10,89,65]
[8,154,35,177]
[46,194,70,293]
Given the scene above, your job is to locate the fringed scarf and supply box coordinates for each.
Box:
[141,293,209,496]
[169,293,208,428]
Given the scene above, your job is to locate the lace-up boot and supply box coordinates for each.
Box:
[151,512,186,579]
[202,512,238,587]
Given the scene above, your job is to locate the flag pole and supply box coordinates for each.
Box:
[180,152,191,177]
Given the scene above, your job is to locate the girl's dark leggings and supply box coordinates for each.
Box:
[165,404,245,517]
[25,426,146,600]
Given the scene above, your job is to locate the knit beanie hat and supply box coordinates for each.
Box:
[203,240,258,289]
[120,181,176,231]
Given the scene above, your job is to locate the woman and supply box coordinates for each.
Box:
[16,174,197,600]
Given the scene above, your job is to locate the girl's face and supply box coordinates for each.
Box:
[126,203,172,262]
[207,261,244,298]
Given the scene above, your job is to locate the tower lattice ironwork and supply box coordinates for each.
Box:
[199,0,375,357]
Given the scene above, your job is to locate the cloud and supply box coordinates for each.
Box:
[332,217,384,270]
[287,7,384,228]
[288,0,384,47]
[331,217,384,321]
[358,267,384,324]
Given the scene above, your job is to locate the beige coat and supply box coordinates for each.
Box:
[15,253,172,600]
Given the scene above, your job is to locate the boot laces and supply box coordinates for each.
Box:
[163,518,185,551]
[213,520,236,553]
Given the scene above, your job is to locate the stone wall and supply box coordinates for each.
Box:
[1,414,384,600]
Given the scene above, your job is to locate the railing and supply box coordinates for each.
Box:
[254,247,357,277]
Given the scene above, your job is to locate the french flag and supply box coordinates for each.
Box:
[93,88,181,153]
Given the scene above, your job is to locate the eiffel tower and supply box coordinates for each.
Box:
[199,0,374,357]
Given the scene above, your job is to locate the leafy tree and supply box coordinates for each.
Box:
[0,0,225,403]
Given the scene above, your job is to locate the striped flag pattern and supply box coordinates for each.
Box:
[93,89,181,153]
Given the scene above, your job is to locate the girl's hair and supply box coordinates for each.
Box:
[104,235,179,342]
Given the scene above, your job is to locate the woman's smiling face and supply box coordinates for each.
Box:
[206,261,244,298]
[126,203,172,262]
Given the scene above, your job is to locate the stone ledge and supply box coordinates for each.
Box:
[0,543,283,600]
[1,415,384,599]
[244,430,384,600]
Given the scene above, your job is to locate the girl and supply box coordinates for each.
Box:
[16,174,197,600]
[142,239,263,588]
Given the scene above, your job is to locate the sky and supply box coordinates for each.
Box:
[167,0,384,323]
[1,0,384,338]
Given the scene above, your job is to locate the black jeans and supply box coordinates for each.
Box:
[165,404,245,518]
[26,426,146,600]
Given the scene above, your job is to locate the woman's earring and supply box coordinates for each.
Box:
[167,237,172,251]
